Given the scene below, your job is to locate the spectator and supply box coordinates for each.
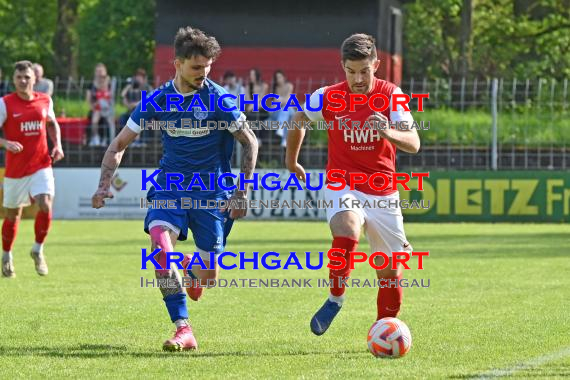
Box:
[245,68,269,145]
[245,68,269,115]
[269,70,295,148]
[87,63,115,147]
[222,71,245,109]
[32,63,54,96]
[0,68,8,97]
[119,68,153,147]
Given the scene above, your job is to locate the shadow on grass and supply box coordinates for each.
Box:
[0,344,365,359]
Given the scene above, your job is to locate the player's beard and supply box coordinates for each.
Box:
[181,75,205,91]
[16,84,33,98]
[351,82,369,94]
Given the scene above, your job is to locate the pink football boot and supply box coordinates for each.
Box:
[163,325,198,351]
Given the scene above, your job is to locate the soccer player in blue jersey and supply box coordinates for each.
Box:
[91,27,258,351]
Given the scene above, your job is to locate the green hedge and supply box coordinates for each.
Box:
[308,108,569,147]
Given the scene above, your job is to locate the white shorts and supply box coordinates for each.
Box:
[325,186,413,254]
[3,167,55,209]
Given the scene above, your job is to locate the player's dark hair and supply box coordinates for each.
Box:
[250,68,261,83]
[14,60,33,72]
[174,27,221,61]
[341,34,377,62]
[272,70,285,94]
[248,68,262,98]
[223,71,235,80]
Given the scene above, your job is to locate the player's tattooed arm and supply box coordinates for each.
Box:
[92,127,138,208]
[234,124,259,192]
[99,148,123,189]
[229,122,259,219]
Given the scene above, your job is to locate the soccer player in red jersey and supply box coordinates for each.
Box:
[286,34,421,335]
[0,61,64,278]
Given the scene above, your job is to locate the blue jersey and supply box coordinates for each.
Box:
[127,79,243,198]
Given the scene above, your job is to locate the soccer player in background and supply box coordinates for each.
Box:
[0,60,65,278]
[286,34,420,335]
[91,27,258,351]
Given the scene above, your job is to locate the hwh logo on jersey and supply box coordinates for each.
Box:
[20,120,42,132]
[344,129,382,143]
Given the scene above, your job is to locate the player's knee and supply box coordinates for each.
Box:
[35,195,52,213]
[38,201,51,213]
[5,208,23,222]
[375,265,400,279]
[5,213,22,223]
[330,212,361,240]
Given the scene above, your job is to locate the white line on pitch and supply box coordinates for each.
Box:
[476,346,570,379]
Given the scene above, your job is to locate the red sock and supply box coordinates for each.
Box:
[2,218,20,252]
[34,211,52,244]
[329,236,359,297]
[377,274,403,320]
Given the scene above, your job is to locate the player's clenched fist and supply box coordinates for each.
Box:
[51,145,65,162]
[367,111,390,133]
[3,140,24,153]
[91,188,114,209]
[225,191,248,219]
[287,162,306,182]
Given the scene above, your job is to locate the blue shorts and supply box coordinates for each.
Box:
[143,189,234,254]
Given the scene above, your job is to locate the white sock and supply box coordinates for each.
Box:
[328,294,345,306]
[32,242,43,253]
[2,251,12,258]
[174,319,188,329]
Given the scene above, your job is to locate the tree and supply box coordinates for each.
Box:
[403,0,570,79]
[53,0,79,78]
[403,0,465,78]
[0,0,57,76]
[76,0,155,78]
[458,0,472,78]
[0,0,155,79]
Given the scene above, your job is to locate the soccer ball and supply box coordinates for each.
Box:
[367,317,412,358]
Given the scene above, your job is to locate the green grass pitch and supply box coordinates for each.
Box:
[1,221,569,379]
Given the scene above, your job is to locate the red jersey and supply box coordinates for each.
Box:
[0,92,54,178]
[93,88,111,112]
[306,78,414,196]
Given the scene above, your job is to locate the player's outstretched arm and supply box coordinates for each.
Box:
[368,112,421,154]
[228,123,259,219]
[285,111,309,182]
[91,127,138,208]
